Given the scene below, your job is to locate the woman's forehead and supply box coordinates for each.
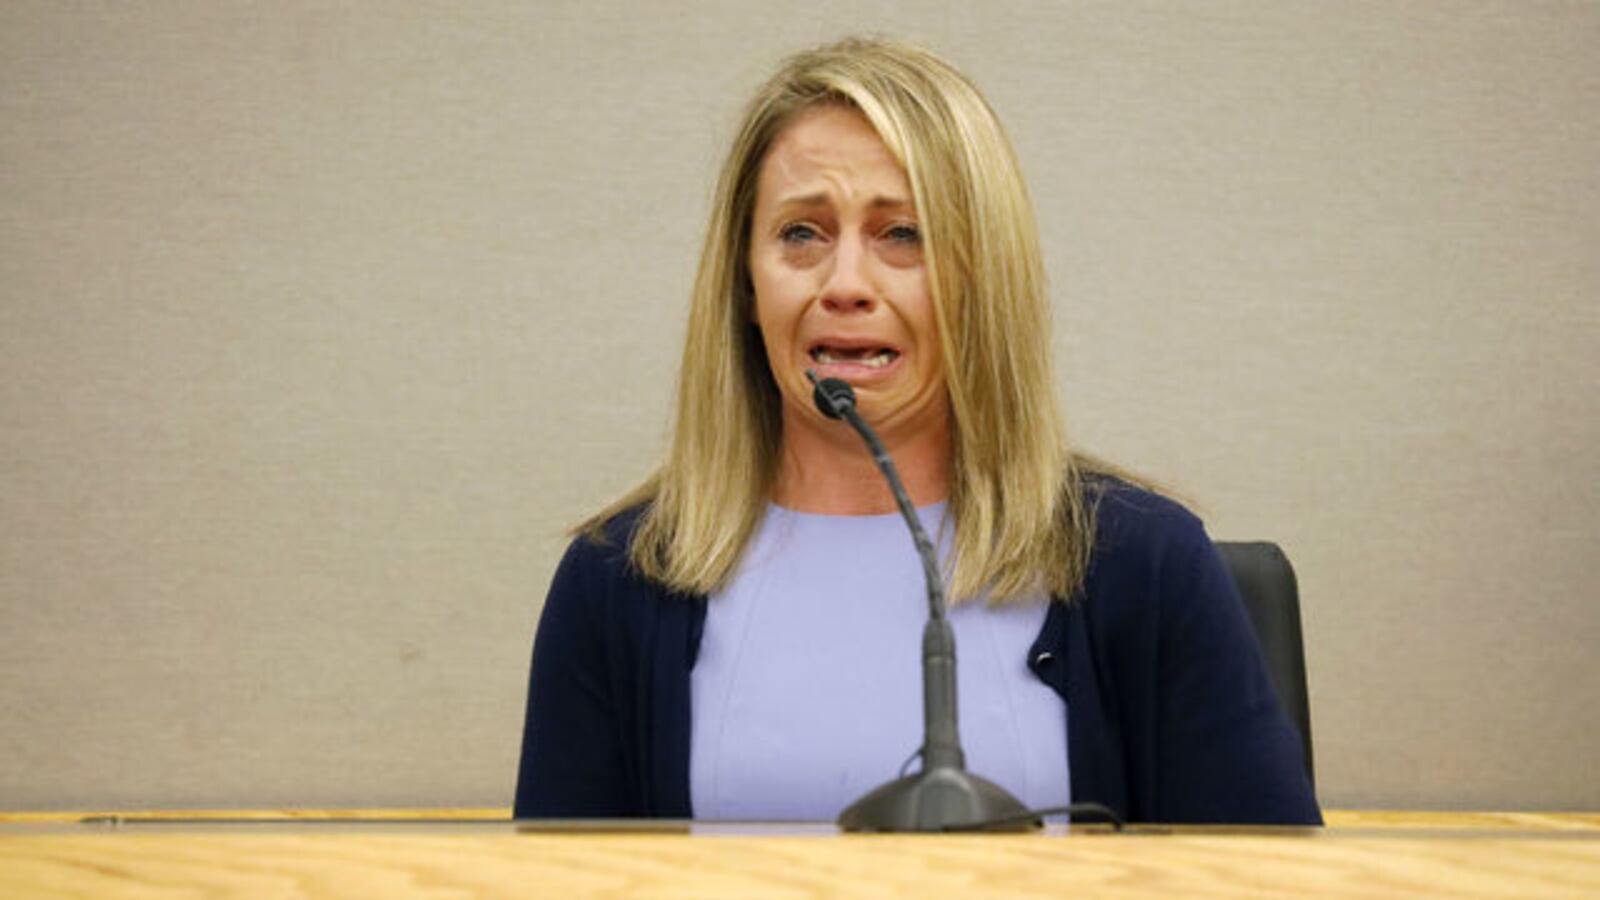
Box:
[756,107,912,211]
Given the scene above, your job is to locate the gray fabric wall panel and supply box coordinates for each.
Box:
[2,1,1596,811]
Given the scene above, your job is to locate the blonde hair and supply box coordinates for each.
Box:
[584,36,1113,603]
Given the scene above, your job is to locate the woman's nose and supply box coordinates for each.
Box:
[819,238,876,314]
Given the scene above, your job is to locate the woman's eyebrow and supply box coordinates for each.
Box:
[772,192,914,211]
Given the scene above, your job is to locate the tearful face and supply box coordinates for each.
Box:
[747,105,948,442]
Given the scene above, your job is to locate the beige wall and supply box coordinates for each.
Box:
[2,1,1596,811]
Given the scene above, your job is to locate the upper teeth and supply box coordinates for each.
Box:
[813,348,896,368]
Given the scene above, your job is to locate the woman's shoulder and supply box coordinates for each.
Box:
[560,501,706,604]
[1083,474,1207,550]
[579,502,648,546]
[560,503,649,582]
[1072,474,1222,603]
[544,503,702,650]
[1072,475,1251,658]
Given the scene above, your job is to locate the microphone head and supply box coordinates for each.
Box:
[805,369,856,420]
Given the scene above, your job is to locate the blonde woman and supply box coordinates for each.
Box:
[514,37,1320,825]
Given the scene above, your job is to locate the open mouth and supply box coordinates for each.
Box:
[808,345,900,369]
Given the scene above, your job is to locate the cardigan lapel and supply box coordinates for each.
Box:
[643,588,703,817]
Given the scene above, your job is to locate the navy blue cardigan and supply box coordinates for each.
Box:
[514,484,1321,825]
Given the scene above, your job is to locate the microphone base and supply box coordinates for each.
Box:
[836,765,1036,832]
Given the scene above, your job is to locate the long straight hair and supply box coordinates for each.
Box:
[584,37,1110,603]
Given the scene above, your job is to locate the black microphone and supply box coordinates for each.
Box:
[806,370,1034,832]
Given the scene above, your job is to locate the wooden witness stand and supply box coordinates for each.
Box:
[2,809,1598,896]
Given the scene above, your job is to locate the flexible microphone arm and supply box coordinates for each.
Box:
[807,374,946,624]
[806,370,1034,832]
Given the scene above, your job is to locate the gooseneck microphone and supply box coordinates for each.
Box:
[806,370,1034,832]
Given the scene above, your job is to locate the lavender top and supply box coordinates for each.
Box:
[689,502,1069,821]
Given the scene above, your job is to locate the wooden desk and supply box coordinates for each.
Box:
[3,810,1597,897]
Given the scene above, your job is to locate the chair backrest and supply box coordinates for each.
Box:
[1213,541,1315,788]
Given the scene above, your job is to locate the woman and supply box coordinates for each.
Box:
[515,37,1320,825]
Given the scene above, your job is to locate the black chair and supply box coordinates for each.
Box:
[1214,541,1315,788]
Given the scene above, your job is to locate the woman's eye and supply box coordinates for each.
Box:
[779,223,818,244]
[885,223,921,244]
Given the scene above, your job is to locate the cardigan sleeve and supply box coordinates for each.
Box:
[1148,516,1323,824]
[513,534,635,818]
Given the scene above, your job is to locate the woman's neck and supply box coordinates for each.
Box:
[771,408,951,515]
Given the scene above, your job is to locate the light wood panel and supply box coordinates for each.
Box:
[2,827,1597,898]
[6,808,1600,829]
[1324,810,1600,831]
[0,808,508,824]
